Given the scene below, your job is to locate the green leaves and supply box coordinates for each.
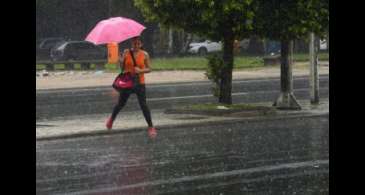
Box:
[205,54,224,98]
[253,0,329,40]
[134,0,254,41]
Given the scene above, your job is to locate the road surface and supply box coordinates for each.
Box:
[36,114,329,194]
[36,75,329,120]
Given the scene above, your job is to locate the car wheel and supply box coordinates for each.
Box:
[198,47,208,56]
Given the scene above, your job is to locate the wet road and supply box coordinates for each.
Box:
[36,75,329,119]
[36,115,329,194]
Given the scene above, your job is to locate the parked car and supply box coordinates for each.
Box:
[187,40,222,55]
[238,39,250,51]
[36,37,66,60]
[265,41,281,55]
[50,41,106,61]
[187,39,250,55]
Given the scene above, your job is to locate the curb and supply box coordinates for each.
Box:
[164,107,275,117]
[36,111,328,141]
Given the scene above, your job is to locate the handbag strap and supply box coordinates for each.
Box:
[129,49,138,67]
[120,49,138,73]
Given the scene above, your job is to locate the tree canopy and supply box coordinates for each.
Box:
[252,0,329,41]
[135,0,258,104]
[134,0,329,105]
[134,0,255,41]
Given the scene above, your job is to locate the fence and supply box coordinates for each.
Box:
[36,60,108,71]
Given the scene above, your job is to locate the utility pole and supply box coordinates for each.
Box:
[309,32,319,104]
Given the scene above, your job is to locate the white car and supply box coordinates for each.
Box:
[188,40,222,55]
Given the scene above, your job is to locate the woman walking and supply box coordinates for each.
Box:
[106,36,157,138]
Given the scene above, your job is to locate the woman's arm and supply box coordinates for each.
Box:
[135,51,152,74]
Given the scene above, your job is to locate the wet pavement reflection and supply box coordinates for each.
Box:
[36,115,328,194]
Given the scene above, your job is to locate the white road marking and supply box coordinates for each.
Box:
[65,159,328,195]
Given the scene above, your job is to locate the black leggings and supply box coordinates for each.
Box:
[111,85,153,127]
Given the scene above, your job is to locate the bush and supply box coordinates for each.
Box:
[205,54,224,98]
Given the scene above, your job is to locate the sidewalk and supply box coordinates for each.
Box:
[36,62,329,90]
[36,99,329,140]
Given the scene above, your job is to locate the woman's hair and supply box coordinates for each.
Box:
[131,36,141,42]
[131,36,144,50]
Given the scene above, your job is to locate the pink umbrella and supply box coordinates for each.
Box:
[85,17,146,45]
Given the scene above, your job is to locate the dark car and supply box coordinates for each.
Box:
[50,41,106,61]
[36,37,66,60]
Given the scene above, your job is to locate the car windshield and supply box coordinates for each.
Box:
[53,40,66,48]
[54,42,67,50]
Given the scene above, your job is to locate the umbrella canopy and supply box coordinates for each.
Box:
[85,17,146,45]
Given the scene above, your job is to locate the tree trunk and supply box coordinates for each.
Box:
[273,39,301,110]
[219,34,234,104]
[309,33,319,104]
[167,28,173,55]
[182,33,193,54]
[172,30,181,54]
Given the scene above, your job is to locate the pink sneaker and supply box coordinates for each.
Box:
[106,117,113,130]
[148,127,157,138]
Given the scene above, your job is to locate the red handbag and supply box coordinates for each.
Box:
[112,49,139,90]
[112,72,135,89]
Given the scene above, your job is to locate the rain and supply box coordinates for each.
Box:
[36,0,329,194]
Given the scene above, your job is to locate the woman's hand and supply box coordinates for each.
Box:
[135,67,151,74]
[135,67,142,74]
